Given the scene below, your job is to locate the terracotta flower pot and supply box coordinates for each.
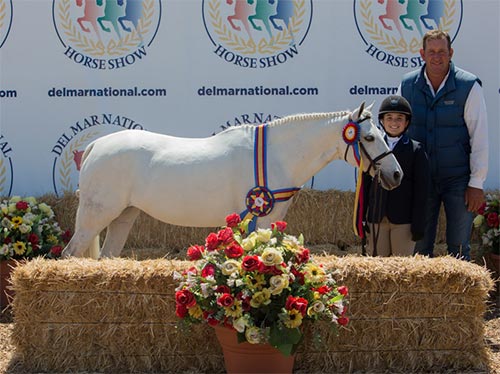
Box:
[0,260,16,309]
[214,325,295,374]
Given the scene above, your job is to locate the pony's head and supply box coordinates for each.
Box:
[346,102,403,190]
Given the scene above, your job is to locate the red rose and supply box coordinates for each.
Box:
[28,233,39,245]
[337,316,349,326]
[187,245,204,260]
[285,296,308,316]
[224,242,244,258]
[337,285,349,296]
[201,263,217,278]
[205,233,219,251]
[291,266,304,285]
[215,285,231,294]
[217,227,234,244]
[237,293,252,311]
[62,230,72,244]
[203,311,219,326]
[225,213,241,228]
[487,212,499,228]
[175,289,196,308]
[315,285,331,295]
[15,201,29,210]
[478,202,487,215]
[217,293,234,307]
[271,221,287,232]
[241,255,261,271]
[176,304,188,318]
[50,246,63,257]
[296,248,310,264]
[3,237,11,244]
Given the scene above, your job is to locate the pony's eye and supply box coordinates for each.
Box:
[364,135,375,142]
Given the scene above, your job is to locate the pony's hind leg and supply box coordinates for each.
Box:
[100,207,140,258]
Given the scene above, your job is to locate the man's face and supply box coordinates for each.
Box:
[420,38,453,78]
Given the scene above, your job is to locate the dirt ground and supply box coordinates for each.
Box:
[1,246,499,374]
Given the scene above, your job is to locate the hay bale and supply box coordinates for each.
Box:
[42,189,447,252]
[10,255,494,373]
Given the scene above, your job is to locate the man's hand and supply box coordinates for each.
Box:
[465,186,485,212]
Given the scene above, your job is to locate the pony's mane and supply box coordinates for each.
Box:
[266,110,351,127]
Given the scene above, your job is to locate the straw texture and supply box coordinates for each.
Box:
[10,255,494,373]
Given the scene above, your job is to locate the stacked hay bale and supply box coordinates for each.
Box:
[11,256,493,373]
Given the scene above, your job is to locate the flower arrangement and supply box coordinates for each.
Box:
[473,195,500,255]
[0,196,71,261]
[174,213,349,356]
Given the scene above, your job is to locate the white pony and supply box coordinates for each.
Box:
[62,103,402,259]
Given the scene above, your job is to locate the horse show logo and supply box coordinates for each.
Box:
[0,0,13,49]
[211,112,281,135]
[354,0,463,68]
[53,0,162,70]
[0,135,13,196]
[202,0,313,68]
[51,114,145,196]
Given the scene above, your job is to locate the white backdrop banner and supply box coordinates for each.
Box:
[0,0,498,196]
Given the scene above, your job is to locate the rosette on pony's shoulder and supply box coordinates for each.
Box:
[174,213,349,356]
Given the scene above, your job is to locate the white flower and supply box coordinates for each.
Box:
[268,274,289,295]
[233,317,247,333]
[18,224,32,234]
[261,247,283,266]
[221,260,240,275]
[38,203,54,217]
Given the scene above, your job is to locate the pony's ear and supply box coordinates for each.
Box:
[351,101,366,122]
[366,102,374,112]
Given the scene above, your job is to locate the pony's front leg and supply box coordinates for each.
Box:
[100,207,140,258]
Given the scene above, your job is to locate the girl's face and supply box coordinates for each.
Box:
[381,113,409,137]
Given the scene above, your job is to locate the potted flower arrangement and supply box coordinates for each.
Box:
[174,213,349,373]
[473,194,500,273]
[0,196,71,307]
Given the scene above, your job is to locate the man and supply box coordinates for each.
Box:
[399,30,489,260]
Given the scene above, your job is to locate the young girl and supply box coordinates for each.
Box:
[363,95,429,257]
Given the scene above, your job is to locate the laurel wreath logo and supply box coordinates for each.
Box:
[0,1,6,34]
[361,0,456,54]
[58,131,99,193]
[0,157,6,194]
[57,0,155,57]
[208,0,306,55]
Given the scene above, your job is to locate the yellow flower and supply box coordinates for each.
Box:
[245,327,263,344]
[307,301,325,317]
[255,228,272,243]
[245,273,266,290]
[11,216,23,228]
[224,299,243,318]
[188,305,203,319]
[250,289,271,308]
[47,234,58,244]
[261,247,283,266]
[283,309,303,328]
[268,274,289,295]
[13,241,26,255]
[241,235,257,251]
[304,263,326,284]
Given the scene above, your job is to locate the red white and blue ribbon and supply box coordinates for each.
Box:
[240,124,301,231]
[343,121,365,239]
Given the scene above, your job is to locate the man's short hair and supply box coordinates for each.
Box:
[422,30,452,50]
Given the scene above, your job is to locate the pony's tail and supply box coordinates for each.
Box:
[81,236,100,259]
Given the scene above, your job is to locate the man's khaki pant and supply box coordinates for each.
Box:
[367,217,415,257]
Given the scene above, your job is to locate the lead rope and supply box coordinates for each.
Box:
[370,170,384,257]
